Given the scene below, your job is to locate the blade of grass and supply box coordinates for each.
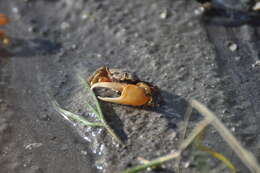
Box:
[85,102,100,117]
[79,77,102,118]
[176,103,193,173]
[52,100,104,127]
[190,99,260,173]
[198,145,237,173]
[79,76,124,145]
[122,151,181,173]
[122,117,213,173]
[194,129,237,173]
[123,99,260,173]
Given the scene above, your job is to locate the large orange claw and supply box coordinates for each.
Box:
[91,82,152,106]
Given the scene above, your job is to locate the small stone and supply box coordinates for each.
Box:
[183,161,191,168]
[81,150,88,155]
[228,42,238,52]
[60,144,69,151]
[81,13,89,20]
[12,7,19,14]
[194,7,205,16]
[71,44,77,50]
[234,56,241,61]
[252,60,260,68]
[28,26,37,33]
[253,2,260,11]
[40,114,51,121]
[175,43,182,48]
[167,131,177,140]
[25,143,43,150]
[61,22,70,30]
[58,48,66,57]
[160,10,168,19]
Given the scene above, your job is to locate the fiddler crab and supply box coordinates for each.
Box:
[0,13,10,45]
[88,67,162,107]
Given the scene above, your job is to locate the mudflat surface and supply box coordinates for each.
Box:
[0,0,260,173]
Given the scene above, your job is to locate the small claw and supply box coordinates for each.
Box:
[91,82,151,106]
[91,82,124,92]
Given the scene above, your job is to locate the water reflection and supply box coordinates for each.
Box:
[3,38,61,58]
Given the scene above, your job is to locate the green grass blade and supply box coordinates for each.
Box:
[78,76,124,145]
[198,145,237,173]
[79,76,103,118]
[52,100,103,127]
[86,102,100,117]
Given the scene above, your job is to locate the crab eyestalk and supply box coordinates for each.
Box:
[91,82,152,106]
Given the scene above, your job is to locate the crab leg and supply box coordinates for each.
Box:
[91,82,151,106]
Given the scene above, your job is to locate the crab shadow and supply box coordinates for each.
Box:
[98,90,198,143]
[100,103,128,143]
[143,90,199,129]
[0,37,61,58]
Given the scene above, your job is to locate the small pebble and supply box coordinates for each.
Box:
[183,161,191,168]
[12,7,19,14]
[61,22,70,30]
[81,13,89,20]
[58,48,66,57]
[253,2,260,11]
[252,60,260,68]
[160,10,168,19]
[25,143,43,150]
[228,42,238,52]
[194,7,205,16]
[71,44,77,50]
[28,26,37,33]
[234,56,241,61]
[60,144,69,151]
[81,150,88,155]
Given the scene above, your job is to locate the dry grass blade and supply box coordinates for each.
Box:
[198,145,237,173]
[122,117,213,173]
[52,100,103,127]
[194,129,237,173]
[176,104,193,173]
[190,99,260,173]
[122,151,181,173]
[123,99,260,173]
[51,77,124,145]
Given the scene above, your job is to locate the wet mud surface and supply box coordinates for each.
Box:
[0,0,260,173]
